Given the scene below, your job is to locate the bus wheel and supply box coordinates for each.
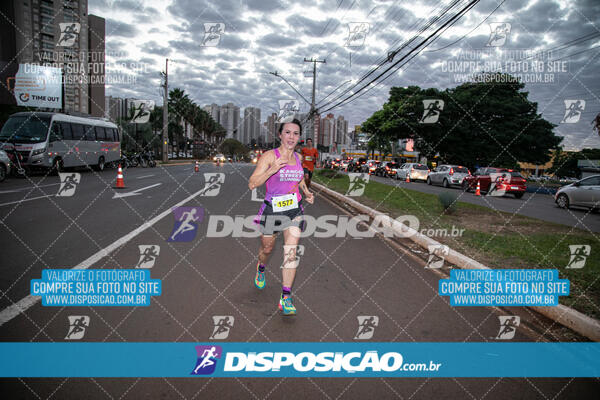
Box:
[51,158,63,175]
[95,156,105,171]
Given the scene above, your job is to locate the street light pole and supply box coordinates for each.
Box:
[162,58,169,163]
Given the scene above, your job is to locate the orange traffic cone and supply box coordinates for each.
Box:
[194,160,199,172]
[475,180,481,196]
[115,164,125,189]
[405,173,410,183]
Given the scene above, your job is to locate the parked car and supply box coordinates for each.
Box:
[339,158,353,171]
[427,165,470,188]
[213,153,226,162]
[462,167,527,198]
[555,175,600,210]
[0,149,11,182]
[361,159,380,174]
[395,163,430,181]
[330,158,343,169]
[348,157,366,172]
[375,162,399,177]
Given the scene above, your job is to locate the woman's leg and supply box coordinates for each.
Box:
[281,223,302,288]
[258,234,277,265]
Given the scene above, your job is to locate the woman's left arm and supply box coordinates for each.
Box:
[299,178,314,204]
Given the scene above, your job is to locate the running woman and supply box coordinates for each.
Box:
[248,119,314,315]
[300,138,319,189]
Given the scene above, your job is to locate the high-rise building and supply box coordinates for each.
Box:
[105,95,125,122]
[219,102,240,139]
[336,115,348,145]
[203,103,220,123]
[242,106,261,144]
[0,0,105,115]
[320,113,336,147]
[266,112,278,144]
[87,14,105,117]
[312,113,321,144]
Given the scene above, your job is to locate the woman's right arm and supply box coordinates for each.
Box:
[248,152,283,190]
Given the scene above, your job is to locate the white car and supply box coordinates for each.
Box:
[427,165,470,187]
[213,153,226,162]
[555,175,600,210]
[395,163,430,181]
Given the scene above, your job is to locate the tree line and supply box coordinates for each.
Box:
[361,73,563,170]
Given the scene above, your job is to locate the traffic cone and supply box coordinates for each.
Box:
[405,173,410,183]
[194,160,199,172]
[115,164,125,189]
[475,180,481,196]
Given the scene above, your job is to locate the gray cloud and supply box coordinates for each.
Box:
[105,19,138,38]
[92,0,600,150]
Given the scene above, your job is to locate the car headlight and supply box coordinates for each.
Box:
[32,148,45,156]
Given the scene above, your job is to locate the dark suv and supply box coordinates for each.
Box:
[348,157,367,172]
[375,162,399,177]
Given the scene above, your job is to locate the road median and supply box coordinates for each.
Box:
[312,171,600,341]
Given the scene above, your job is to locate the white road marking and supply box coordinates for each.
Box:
[0,194,56,207]
[0,182,61,194]
[112,183,162,199]
[136,174,155,179]
[0,182,214,326]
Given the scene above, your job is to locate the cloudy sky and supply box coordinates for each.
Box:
[91,0,600,151]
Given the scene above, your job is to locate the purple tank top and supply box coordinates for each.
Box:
[265,148,303,202]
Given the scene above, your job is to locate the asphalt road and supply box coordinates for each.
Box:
[0,163,597,399]
[341,170,600,233]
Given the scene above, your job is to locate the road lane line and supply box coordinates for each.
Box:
[112,183,162,199]
[0,194,57,207]
[0,182,61,194]
[136,175,155,179]
[0,183,213,327]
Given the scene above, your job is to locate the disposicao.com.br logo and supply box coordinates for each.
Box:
[221,351,441,374]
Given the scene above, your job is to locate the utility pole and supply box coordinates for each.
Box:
[303,57,325,143]
[161,58,169,163]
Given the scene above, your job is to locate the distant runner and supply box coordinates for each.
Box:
[301,138,319,189]
[249,119,315,315]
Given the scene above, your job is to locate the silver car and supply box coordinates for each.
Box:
[427,165,470,188]
[555,175,600,210]
[394,163,430,181]
[0,149,11,182]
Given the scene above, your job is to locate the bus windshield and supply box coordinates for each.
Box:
[0,116,51,143]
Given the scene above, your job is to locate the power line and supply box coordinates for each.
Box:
[319,0,466,111]
[425,0,506,52]
[321,0,481,113]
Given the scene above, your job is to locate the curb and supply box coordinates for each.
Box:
[313,182,600,342]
